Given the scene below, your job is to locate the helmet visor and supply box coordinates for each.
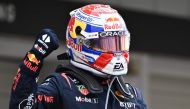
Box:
[83,31,130,52]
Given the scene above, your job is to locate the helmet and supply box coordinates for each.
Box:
[66,4,130,77]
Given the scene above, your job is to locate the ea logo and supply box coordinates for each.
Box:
[113,63,124,71]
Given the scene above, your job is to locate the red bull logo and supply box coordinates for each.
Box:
[24,59,38,72]
[27,53,40,65]
[12,72,21,91]
[24,59,39,72]
[104,23,122,30]
[67,39,82,52]
[106,17,120,23]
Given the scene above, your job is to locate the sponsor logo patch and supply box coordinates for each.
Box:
[38,34,50,49]
[104,23,122,31]
[27,53,40,65]
[42,34,50,43]
[67,38,82,52]
[75,96,98,104]
[24,59,39,72]
[37,95,54,103]
[105,17,120,23]
[120,101,136,108]
[77,85,89,95]
[19,94,34,109]
[34,44,46,55]
[24,53,40,72]
[76,11,93,23]
[113,63,124,71]
[12,70,21,91]
[99,31,126,37]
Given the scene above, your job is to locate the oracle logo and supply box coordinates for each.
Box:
[99,31,126,37]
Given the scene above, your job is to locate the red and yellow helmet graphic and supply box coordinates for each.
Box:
[68,17,87,39]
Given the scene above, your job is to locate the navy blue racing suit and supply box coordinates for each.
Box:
[9,28,147,109]
[9,52,148,109]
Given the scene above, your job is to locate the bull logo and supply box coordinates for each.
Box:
[27,53,40,65]
[106,17,120,23]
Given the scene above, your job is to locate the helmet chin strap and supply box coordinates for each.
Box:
[105,76,117,109]
[104,75,135,109]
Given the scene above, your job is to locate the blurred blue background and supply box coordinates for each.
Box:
[0,0,190,109]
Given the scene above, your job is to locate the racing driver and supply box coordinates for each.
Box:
[9,4,148,109]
